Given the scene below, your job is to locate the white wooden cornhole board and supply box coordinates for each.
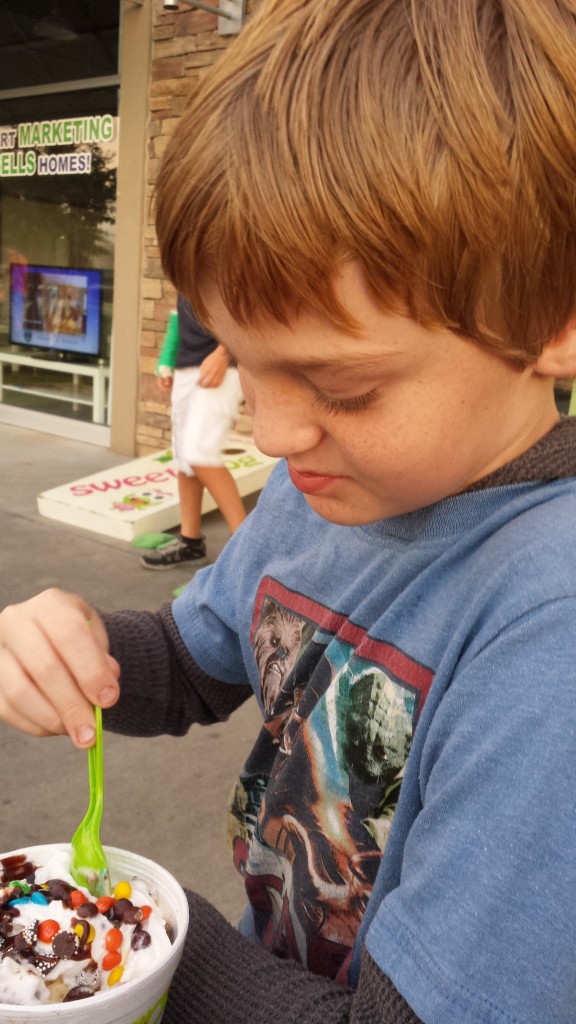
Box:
[37,433,277,542]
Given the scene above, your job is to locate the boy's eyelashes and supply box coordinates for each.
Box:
[224,351,377,415]
[312,389,379,415]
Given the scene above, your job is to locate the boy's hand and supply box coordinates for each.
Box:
[156,372,174,395]
[0,590,121,749]
[198,346,229,388]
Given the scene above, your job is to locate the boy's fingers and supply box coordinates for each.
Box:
[0,633,97,748]
[0,590,120,747]
[104,652,122,680]
[0,648,67,737]
[9,592,117,700]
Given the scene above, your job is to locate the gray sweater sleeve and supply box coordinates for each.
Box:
[165,890,423,1024]
[99,603,254,737]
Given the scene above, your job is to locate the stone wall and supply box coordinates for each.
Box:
[136,0,238,454]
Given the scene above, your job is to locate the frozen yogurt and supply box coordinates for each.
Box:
[0,845,173,1006]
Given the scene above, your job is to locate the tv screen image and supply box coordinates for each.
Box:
[10,264,103,359]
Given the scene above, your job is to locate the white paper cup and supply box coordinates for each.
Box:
[0,844,189,1024]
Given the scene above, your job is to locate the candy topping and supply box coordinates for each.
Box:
[37,920,60,944]
[104,927,123,951]
[9,881,30,895]
[102,950,122,972]
[30,892,49,906]
[0,859,170,1007]
[107,965,124,987]
[113,881,132,901]
[95,896,114,914]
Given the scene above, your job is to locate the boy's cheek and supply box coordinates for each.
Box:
[237,370,255,412]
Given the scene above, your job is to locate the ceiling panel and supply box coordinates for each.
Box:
[0,1,120,92]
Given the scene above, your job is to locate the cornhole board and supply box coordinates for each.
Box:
[37,434,277,542]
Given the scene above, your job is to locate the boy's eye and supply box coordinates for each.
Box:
[312,389,378,415]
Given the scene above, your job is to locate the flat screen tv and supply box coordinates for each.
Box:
[9,263,103,360]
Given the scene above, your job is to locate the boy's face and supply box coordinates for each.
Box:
[205,264,559,526]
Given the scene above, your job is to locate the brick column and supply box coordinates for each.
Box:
[136,0,238,454]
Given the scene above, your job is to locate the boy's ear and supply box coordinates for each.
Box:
[533,317,576,378]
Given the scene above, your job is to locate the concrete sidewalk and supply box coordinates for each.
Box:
[0,422,262,922]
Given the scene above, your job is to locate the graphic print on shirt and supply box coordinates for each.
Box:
[227,577,434,979]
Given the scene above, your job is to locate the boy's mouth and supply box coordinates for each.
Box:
[287,464,346,495]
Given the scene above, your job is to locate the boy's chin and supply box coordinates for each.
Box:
[303,491,392,527]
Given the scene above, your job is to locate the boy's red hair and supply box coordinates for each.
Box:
[156,0,576,363]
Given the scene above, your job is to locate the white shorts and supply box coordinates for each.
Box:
[171,366,243,474]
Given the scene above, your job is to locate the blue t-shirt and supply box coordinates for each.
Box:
[173,460,576,1024]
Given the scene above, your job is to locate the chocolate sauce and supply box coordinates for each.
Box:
[0,854,35,883]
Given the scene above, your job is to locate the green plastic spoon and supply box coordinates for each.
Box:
[70,706,111,897]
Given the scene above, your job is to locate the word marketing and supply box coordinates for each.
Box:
[0,115,116,179]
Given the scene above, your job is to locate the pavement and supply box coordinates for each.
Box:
[0,421,262,923]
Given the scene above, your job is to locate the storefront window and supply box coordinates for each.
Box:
[0,2,119,427]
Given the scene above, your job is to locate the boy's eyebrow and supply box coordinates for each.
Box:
[276,355,377,370]
[273,357,398,380]
[220,345,397,375]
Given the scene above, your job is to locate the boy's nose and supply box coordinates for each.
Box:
[248,380,325,459]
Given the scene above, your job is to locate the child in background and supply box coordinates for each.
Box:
[142,295,246,569]
[2,2,576,1022]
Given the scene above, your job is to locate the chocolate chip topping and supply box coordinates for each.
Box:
[131,924,152,951]
[111,898,132,919]
[52,930,79,959]
[122,904,144,924]
[76,901,99,919]
[63,986,96,1001]
[42,880,72,906]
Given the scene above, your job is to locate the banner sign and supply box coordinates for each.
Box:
[0,115,117,178]
[37,439,278,542]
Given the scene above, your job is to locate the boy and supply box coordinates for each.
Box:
[1,1,576,1022]
[143,295,246,570]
